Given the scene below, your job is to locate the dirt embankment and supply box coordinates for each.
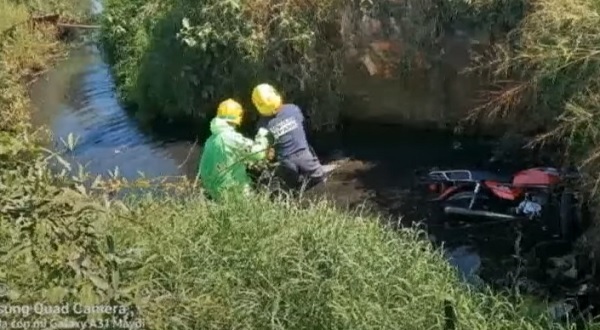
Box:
[337,1,520,134]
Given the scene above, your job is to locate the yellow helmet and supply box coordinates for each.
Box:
[216,98,243,126]
[251,83,283,116]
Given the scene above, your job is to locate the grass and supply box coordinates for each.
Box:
[0,0,66,134]
[94,191,572,329]
[0,159,587,329]
[467,0,600,190]
[3,0,600,328]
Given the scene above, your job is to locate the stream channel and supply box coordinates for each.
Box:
[28,37,593,317]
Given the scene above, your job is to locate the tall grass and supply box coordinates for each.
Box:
[0,153,586,329]
[0,0,91,142]
[101,191,569,329]
[468,0,600,190]
[9,0,91,19]
[0,0,64,134]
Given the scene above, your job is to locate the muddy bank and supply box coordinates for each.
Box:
[337,0,535,134]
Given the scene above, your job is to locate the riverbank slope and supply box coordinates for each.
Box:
[99,0,600,164]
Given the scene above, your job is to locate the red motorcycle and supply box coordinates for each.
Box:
[417,167,589,241]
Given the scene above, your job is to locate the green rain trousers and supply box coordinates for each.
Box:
[198,118,269,200]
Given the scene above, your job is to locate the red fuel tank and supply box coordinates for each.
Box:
[512,167,561,186]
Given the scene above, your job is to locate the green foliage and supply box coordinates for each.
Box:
[99,0,533,130]
[469,0,600,189]
[8,0,91,19]
[0,147,142,325]
[101,0,345,130]
[0,147,584,328]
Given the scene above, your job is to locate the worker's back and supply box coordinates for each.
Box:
[257,104,310,159]
[199,118,251,199]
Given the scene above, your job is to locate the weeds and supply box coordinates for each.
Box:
[468,0,600,192]
[0,147,583,328]
[0,0,67,135]
[103,190,565,329]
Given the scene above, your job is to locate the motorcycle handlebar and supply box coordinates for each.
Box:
[560,165,581,180]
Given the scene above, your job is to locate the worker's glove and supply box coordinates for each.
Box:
[255,128,270,148]
[266,147,275,161]
[256,128,270,139]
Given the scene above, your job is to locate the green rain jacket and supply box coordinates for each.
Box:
[198,117,269,200]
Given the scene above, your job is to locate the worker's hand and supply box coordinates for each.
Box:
[266,147,275,161]
[256,128,270,139]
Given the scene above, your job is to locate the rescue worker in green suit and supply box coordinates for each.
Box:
[198,98,270,200]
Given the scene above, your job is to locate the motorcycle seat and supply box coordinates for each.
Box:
[469,170,513,183]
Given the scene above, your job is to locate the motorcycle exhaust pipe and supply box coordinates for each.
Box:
[443,206,520,220]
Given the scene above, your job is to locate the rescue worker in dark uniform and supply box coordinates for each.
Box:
[251,83,326,189]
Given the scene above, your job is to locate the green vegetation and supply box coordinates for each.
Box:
[98,0,600,174]
[98,0,528,131]
[469,0,600,181]
[0,0,66,134]
[100,0,346,130]
[9,0,91,19]
[3,0,600,328]
[1,160,591,329]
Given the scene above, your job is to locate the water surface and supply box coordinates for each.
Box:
[30,44,200,179]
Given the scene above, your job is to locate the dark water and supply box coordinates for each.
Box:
[30,43,589,307]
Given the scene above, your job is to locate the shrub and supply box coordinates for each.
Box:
[101,0,346,130]
[469,0,600,179]
[100,0,535,131]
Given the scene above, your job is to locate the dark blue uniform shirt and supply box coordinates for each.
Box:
[257,104,310,158]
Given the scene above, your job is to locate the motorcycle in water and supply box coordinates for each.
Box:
[417,166,590,241]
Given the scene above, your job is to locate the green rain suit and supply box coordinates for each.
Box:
[198,117,269,200]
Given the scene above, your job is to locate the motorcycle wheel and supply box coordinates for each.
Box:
[559,189,581,242]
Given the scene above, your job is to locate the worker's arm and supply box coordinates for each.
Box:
[225,129,270,162]
[256,119,275,161]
